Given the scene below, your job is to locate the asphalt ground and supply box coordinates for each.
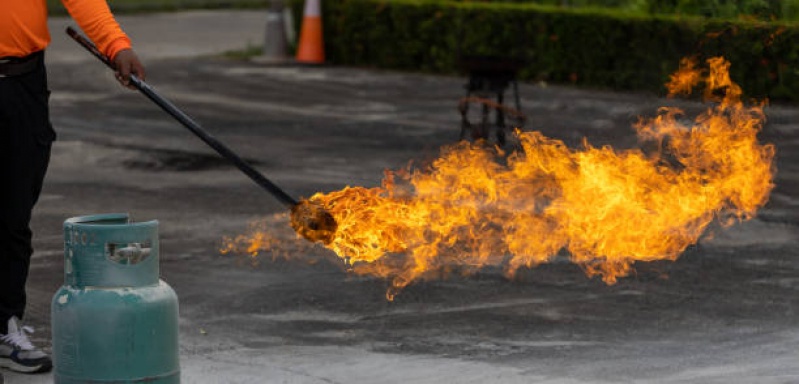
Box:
[6,10,799,384]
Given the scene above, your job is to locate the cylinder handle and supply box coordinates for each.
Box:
[106,242,152,265]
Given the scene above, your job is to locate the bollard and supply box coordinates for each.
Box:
[262,0,291,63]
[52,214,180,383]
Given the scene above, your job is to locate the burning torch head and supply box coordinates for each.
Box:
[290,200,338,245]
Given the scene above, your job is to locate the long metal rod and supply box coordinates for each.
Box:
[66,27,299,208]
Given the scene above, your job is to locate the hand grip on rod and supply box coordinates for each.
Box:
[66,27,299,208]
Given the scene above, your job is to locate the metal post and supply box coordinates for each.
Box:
[262,0,290,63]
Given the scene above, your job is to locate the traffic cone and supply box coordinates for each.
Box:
[296,0,324,64]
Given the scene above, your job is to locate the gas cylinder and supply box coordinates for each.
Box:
[52,213,180,383]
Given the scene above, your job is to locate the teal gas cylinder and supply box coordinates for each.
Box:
[52,213,180,383]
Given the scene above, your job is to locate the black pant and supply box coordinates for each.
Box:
[0,52,55,333]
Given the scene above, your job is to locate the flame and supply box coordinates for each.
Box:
[665,57,703,97]
[232,57,775,300]
[221,213,318,264]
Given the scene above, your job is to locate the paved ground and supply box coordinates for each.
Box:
[5,10,799,384]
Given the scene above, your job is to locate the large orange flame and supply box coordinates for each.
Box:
[224,57,775,300]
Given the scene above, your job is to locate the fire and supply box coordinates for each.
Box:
[666,57,702,97]
[221,213,318,264]
[228,57,775,300]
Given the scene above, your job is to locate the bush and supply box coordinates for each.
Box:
[435,0,799,21]
[292,0,799,100]
[646,0,789,19]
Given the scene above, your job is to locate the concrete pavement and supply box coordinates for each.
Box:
[46,10,267,65]
[5,9,799,384]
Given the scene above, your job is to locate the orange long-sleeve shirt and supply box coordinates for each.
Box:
[1,0,131,59]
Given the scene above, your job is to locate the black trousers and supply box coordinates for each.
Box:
[0,52,55,333]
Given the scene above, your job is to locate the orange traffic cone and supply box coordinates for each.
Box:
[296,0,324,64]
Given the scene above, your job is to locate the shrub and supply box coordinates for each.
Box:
[292,0,799,100]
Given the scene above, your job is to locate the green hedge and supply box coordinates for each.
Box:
[497,0,799,21]
[645,0,799,21]
[292,0,799,100]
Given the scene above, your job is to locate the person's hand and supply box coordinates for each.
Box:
[113,49,145,90]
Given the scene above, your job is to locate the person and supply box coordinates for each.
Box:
[0,0,145,374]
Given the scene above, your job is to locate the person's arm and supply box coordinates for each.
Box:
[61,0,145,88]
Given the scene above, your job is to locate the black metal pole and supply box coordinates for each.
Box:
[66,27,299,208]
